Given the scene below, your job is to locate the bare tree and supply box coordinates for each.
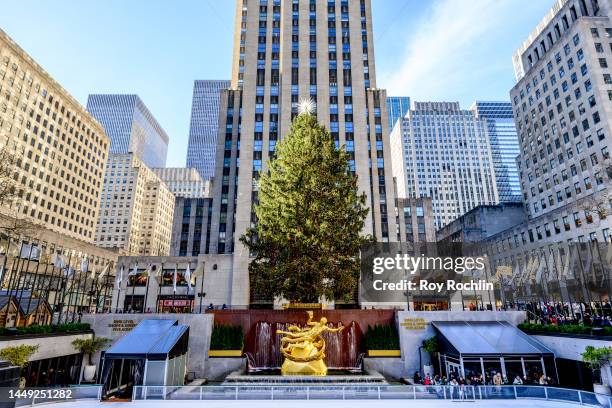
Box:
[580,191,610,223]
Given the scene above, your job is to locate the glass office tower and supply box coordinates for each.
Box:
[187,80,231,179]
[87,94,169,168]
[471,101,522,203]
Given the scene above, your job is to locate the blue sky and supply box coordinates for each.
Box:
[0,0,553,167]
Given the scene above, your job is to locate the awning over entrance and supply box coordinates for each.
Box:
[432,321,554,357]
[104,319,189,360]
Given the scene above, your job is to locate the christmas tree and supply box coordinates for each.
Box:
[240,102,371,303]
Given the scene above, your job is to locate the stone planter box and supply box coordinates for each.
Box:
[209,350,243,357]
[367,350,401,357]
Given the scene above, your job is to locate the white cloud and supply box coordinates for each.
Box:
[380,0,520,101]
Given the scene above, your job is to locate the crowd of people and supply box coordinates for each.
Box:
[412,371,556,387]
[521,301,612,326]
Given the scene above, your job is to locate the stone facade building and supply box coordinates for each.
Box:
[395,197,436,243]
[391,101,499,230]
[208,0,399,306]
[0,29,109,243]
[508,0,612,244]
[95,153,175,256]
[436,202,528,243]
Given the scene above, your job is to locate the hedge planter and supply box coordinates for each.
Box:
[209,349,243,358]
[209,324,244,358]
[367,350,401,357]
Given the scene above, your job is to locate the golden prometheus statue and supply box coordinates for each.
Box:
[276,310,344,376]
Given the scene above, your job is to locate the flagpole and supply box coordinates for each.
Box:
[24,240,46,324]
[143,264,151,314]
[75,256,91,322]
[156,262,163,313]
[115,264,123,313]
[16,240,36,318]
[198,264,205,313]
[550,244,569,320]
[65,252,81,323]
[69,255,84,323]
[60,250,74,324]
[99,263,112,313]
[0,234,10,291]
[6,238,25,298]
[87,258,97,313]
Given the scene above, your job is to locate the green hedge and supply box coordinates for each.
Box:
[518,322,612,336]
[363,324,400,350]
[210,324,243,350]
[0,322,90,336]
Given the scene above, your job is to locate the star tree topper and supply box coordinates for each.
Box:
[297,97,316,116]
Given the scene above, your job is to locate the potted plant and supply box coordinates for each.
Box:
[0,344,39,388]
[422,336,440,376]
[72,337,111,382]
[363,324,401,357]
[581,345,612,404]
[209,324,244,357]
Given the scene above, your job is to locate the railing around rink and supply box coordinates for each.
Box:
[133,384,612,406]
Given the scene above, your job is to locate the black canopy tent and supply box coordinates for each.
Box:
[101,319,189,399]
[431,321,556,383]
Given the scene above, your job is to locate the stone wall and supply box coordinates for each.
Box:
[364,357,404,380]
[205,357,245,381]
[532,334,612,387]
[0,333,92,362]
[82,313,213,378]
[396,310,527,377]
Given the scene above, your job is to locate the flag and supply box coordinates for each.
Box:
[173,264,178,293]
[98,264,109,281]
[128,264,138,276]
[185,264,192,291]
[535,254,545,283]
[80,258,89,274]
[194,263,204,277]
[53,254,65,269]
[116,265,124,287]
[147,264,159,277]
[546,251,556,282]
[64,266,75,278]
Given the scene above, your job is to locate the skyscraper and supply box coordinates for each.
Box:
[471,101,522,203]
[208,0,398,306]
[86,94,169,168]
[186,80,231,179]
[0,29,110,242]
[95,153,175,256]
[503,0,612,243]
[390,102,499,229]
[387,96,410,130]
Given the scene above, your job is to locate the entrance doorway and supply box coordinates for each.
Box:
[446,361,462,379]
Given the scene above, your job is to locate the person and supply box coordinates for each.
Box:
[222,303,228,310]
[449,377,459,399]
[413,371,422,385]
[513,375,523,385]
[207,303,214,310]
[539,374,548,385]
[424,374,431,385]
[458,377,467,399]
